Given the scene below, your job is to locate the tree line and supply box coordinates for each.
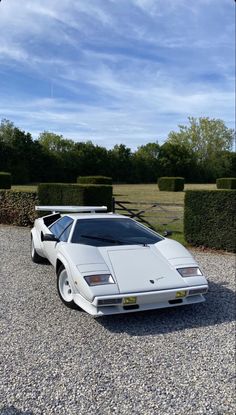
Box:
[0,117,235,184]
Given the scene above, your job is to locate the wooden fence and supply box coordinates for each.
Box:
[112,198,184,231]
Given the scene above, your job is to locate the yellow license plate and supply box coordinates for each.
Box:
[176,290,187,298]
[123,296,137,305]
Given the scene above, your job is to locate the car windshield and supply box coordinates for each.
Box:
[71,218,163,246]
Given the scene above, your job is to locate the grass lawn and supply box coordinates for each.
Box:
[11,183,216,245]
[113,183,216,204]
[11,185,38,192]
[12,182,215,196]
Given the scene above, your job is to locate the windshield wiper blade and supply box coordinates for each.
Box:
[80,234,124,244]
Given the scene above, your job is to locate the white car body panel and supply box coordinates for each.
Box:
[43,240,58,266]
[107,246,188,293]
[155,237,192,259]
[73,286,207,316]
[31,207,208,316]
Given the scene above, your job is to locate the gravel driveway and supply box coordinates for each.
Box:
[0,225,235,415]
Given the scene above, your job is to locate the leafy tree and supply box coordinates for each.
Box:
[167,117,235,181]
[134,142,160,182]
[0,141,13,174]
[158,142,198,182]
[1,117,234,185]
[136,142,160,160]
[109,144,132,182]
[74,141,110,178]
[212,151,236,179]
[0,119,15,143]
[29,140,58,182]
[0,119,34,183]
[168,117,234,162]
[38,131,79,182]
[0,121,58,183]
[38,131,75,153]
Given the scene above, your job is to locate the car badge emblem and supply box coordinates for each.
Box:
[150,277,165,284]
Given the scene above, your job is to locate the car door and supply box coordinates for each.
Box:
[43,216,74,266]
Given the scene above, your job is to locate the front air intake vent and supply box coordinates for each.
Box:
[98,298,122,306]
[169,299,183,305]
[188,288,208,296]
[123,305,139,310]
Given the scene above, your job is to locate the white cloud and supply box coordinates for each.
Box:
[0,43,28,62]
[1,80,234,150]
[0,0,234,149]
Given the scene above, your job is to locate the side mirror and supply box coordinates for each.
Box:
[163,230,173,237]
[42,233,59,242]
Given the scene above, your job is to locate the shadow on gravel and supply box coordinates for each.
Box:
[0,407,33,415]
[97,280,235,336]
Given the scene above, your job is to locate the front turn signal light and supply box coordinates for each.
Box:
[84,274,115,286]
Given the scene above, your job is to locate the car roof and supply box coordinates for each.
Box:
[60,213,130,220]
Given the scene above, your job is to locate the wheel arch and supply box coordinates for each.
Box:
[56,255,78,295]
[56,258,64,275]
[56,254,73,282]
[31,227,39,244]
[31,227,46,258]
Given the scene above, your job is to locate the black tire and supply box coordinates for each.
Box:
[31,236,45,264]
[57,265,79,309]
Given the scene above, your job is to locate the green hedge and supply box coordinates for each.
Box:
[0,172,11,189]
[77,176,112,185]
[184,190,236,252]
[38,183,113,211]
[158,177,185,192]
[0,184,113,227]
[216,178,236,189]
[0,190,38,226]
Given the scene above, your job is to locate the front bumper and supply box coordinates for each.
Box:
[73,285,208,316]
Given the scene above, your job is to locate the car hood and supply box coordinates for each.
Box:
[103,245,188,293]
[61,239,200,295]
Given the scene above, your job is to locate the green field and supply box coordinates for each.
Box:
[11,185,38,192]
[113,183,216,204]
[11,183,216,245]
[11,182,216,199]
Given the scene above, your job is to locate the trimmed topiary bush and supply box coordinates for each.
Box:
[216,178,236,189]
[184,190,236,252]
[0,172,11,189]
[77,176,112,185]
[38,183,113,211]
[158,177,185,192]
[0,190,38,226]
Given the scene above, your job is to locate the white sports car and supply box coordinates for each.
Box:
[31,206,208,316]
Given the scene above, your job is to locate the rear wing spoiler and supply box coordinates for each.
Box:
[35,205,107,213]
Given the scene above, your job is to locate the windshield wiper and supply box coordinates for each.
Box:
[80,234,124,244]
[80,234,148,246]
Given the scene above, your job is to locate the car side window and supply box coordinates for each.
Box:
[60,222,73,242]
[49,216,73,239]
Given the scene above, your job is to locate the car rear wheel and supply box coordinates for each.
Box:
[31,236,44,263]
[57,265,78,309]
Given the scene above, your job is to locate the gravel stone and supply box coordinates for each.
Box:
[0,225,235,415]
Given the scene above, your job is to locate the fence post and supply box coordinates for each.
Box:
[112,197,115,213]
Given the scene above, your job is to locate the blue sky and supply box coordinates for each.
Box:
[0,0,234,149]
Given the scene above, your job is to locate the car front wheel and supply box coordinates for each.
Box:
[57,265,78,309]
